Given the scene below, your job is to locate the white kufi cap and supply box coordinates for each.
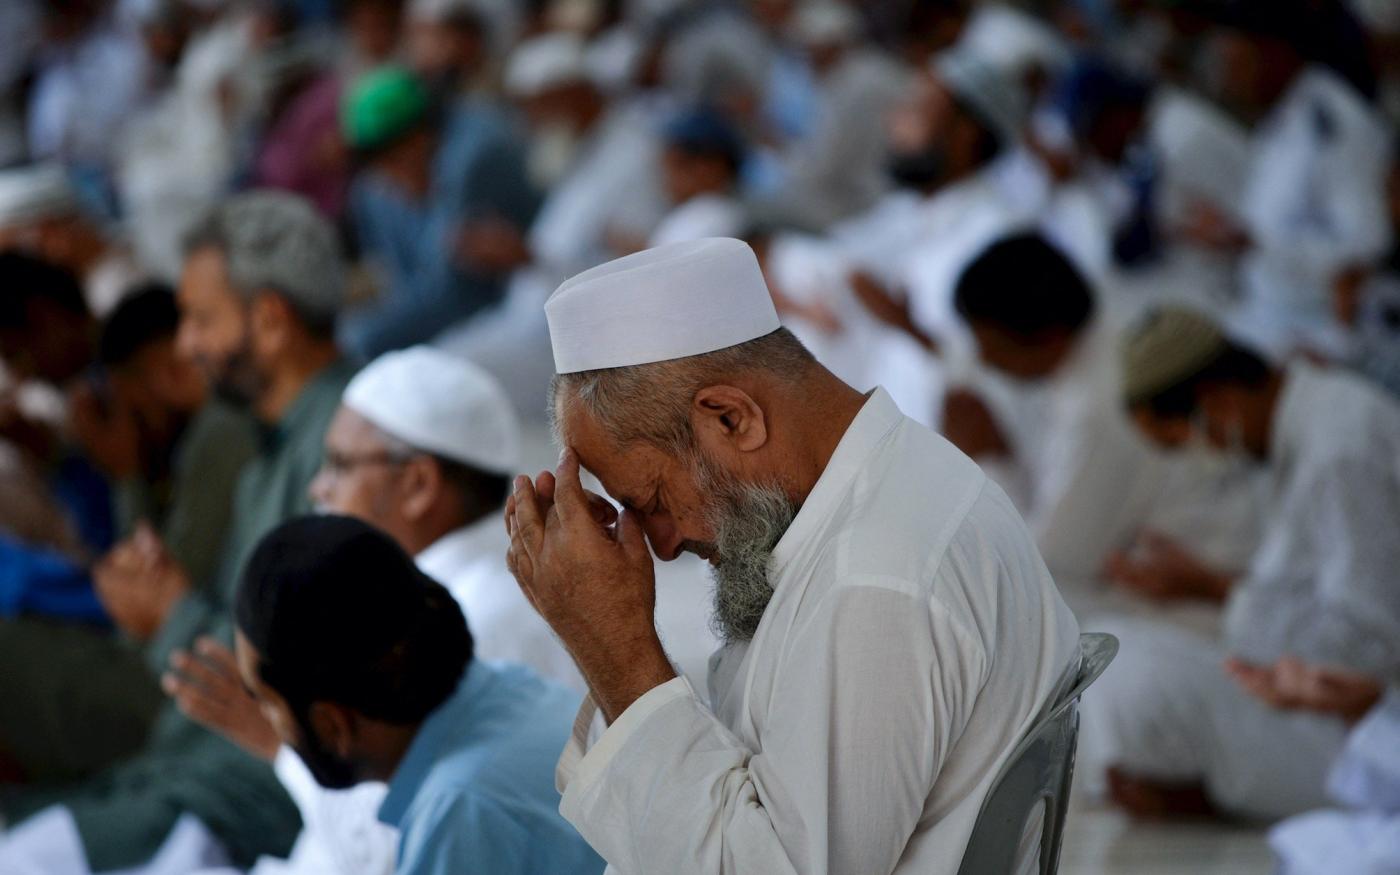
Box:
[504,32,590,98]
[933,48,1028,144]
[343,346,520,476]
[546,237,781,374]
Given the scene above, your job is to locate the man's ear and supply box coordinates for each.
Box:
[691,385,768,454]
[398,455,440,523]
[306,700,358,758]
[249,291,294,358]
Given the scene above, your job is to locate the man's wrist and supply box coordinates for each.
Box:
[582,633,677,725]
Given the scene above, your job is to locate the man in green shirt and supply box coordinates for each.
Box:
[0,191,356,872]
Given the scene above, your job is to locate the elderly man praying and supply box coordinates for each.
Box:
[505,237,1080,874]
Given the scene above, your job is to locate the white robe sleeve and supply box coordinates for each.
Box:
[555,582,985,875]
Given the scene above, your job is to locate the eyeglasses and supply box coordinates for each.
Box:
[319,450,410,477]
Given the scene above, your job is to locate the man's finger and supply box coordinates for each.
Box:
[617,507,650,563]
[170,649,238,695]
[194,637,239,673]
[552,449,591,527]
[511,475,546,556]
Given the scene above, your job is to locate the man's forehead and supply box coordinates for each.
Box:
[326,406,388,448]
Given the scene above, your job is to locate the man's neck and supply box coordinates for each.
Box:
[404,506,476,558]
[1256,369,1288,461]
[779,370,869,505]
[254,343,340,424]
[362,723,424,785]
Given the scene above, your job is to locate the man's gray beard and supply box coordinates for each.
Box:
[693,456,799,644]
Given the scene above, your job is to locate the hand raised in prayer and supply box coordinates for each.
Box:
[940,388,1010,459]
[505,449,676,723]
[1103,531,1232,604]
[848,271,937,351]
[1226,656,1384,726]
[164,637,280,762]
[93,523,192,641]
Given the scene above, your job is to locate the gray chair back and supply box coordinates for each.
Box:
[956,632,1119,875]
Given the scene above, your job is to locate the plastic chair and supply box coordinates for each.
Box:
[956,633,1119,875]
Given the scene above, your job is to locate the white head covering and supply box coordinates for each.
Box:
[791,1,862,47]
[0,164,79,229]
[343,347,520,477]
[408,0,474,21]
[503,32,590,98]
[957,5,1070,78]
[546,237,781,374]
[933,49,1027,144]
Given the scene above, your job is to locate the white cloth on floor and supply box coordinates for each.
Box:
[554,388,1080,874]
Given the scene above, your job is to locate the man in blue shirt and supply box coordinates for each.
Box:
[340,67,540,359]
[232,515,603,875]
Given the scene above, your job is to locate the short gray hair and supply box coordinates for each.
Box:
[184,191,346,336]
[550,328,816,455]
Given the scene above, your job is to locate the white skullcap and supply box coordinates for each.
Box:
[408,0,475,21]
[343,346,520,477]
[792,1,862,47]
[504,32,590,98]
[546,237,781,374]
[0,164,79,228]
[957,5,1070,77]
[933,48,1028,144]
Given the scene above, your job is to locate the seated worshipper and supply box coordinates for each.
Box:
[165,346,582,875]
[942,234,1261,615]
[0,192,358,874]
[0,253,113,554]
[506,238,1081,872]
[340,66,540,358]
[232,515,604,875]
[0,164,143,317]
[1081,307,1400,822]
[0,284,256,784]
[1226,660,1400,874]
[648,107,748,248]
[1203,2,1393,357]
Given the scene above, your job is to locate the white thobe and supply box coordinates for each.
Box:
[648,193,745,247]
[1224,361,1400,678]
[1272,690,1400,875]
[1080,361,1400,818]
[224,517,583,875]
[554,389,1081,874]
[1236,67,1394,357]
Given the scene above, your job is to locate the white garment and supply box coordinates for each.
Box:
[417,517,583,690]
[966,318,1263,619]
[648,193,745,247]
[1272,690,1400,875]
[528,104,666,280]
[226,517,582,875]
[0,808,231,875]
[1237,67,1394,356]
[1224,361,1400,679]
[1080,362,1400,819]
[554,388,1080,874]
[1079,616,1349,820]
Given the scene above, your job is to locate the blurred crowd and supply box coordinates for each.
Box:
[0,0,1398,873]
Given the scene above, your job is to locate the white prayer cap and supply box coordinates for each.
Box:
[343,346,520,477]
[0,164,79,229]
[408,0,476,22]
[546,237,781,374]
[503,32,590,98]
[933,48,1028,144]
[791,1,862,48]
[957,5,1070,78]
